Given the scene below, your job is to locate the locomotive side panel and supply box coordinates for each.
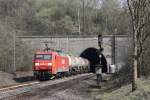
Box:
[55,55,69,73]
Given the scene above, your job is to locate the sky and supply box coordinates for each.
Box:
[96,0,126,9]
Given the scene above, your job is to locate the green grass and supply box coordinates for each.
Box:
[89,78,150,100]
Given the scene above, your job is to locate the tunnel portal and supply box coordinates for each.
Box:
[80,47,107,73]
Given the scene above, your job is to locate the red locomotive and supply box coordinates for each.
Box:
[32,50,90,80]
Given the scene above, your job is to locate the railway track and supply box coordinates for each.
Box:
[0,81,39,100]
[0,73,94,100]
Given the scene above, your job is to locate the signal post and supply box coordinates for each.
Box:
[95,35,103,87]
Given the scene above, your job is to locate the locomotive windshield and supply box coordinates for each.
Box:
[35,54,52,60]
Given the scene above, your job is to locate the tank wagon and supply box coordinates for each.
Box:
[32,50,90,80]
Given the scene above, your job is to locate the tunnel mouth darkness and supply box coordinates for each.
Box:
[80,47,107,73]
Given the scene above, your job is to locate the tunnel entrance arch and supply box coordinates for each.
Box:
[80,47,107,73]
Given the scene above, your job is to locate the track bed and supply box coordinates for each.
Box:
[0,73,94,100]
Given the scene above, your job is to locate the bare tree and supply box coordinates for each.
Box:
[127,0,150,91]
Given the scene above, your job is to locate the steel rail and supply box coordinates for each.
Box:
[0,81,39,92]
[16,35,129,38]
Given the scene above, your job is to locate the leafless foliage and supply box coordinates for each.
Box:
[127,0,150,91]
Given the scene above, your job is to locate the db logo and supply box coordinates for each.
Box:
[62,59,65,64]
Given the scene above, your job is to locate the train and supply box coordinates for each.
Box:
[32,50,90,80]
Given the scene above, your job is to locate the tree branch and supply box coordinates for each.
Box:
[142,32,149,42]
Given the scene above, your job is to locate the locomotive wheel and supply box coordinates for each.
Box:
[64,72,70,77]
[55,73,61,78]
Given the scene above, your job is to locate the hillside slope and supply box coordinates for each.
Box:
[90,78,150,100]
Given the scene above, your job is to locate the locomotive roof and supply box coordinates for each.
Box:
[35,51,57,54]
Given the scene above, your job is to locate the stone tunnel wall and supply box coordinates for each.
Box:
[16,36,131,71]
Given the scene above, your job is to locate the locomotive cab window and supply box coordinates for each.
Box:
[35,54,52,60]
[44,54,52,60]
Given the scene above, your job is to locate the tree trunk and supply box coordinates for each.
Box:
[132,57,138,91]
[132,31,138,91]
[138,56,142,78]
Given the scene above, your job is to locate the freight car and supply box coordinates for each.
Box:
[32,50,90,80]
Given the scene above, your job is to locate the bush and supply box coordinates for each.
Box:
[15,40,34,71]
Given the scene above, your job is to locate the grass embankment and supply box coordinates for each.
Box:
[90,78,150,100]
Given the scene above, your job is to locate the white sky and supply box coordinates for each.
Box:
[97,0,127,8]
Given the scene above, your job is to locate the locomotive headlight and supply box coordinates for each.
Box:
[35,63,40,66]
[48,63,52,66]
